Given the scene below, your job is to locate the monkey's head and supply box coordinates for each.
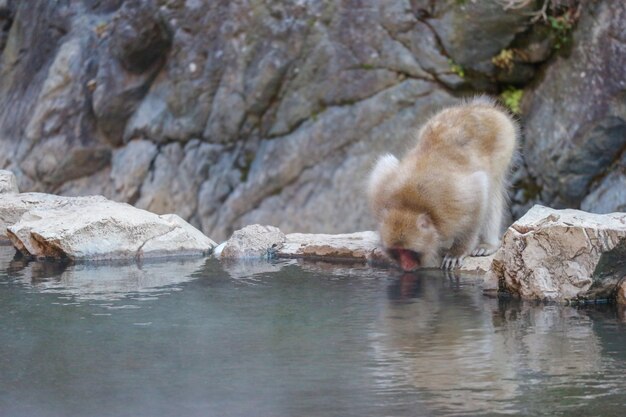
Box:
[379,208,440,271]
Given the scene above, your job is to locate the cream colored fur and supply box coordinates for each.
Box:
[367,96,519,270]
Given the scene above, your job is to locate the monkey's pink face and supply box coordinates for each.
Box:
[379,210,440,271]
[386,248,422,271]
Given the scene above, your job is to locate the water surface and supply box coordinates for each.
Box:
[1,244,625,417]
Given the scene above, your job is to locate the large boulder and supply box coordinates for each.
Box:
[0,193,108,242]
[4,194,216,261]
[486,205,626,302]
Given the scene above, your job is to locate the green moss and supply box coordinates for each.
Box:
[547,13,576,50]
[238,151,256,183]
[492,49,515,72]
[520,179,542,201]
[448,60,465,78]
[500,87,524,114]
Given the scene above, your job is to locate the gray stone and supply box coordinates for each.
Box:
[110,139,158,202]
[426,0,535,88]
[109,0,171,74]
[219,224,286,259]
[0,169,18,194]
[92,0,170,146]
[521,0,626,211]
[581,152,626,213]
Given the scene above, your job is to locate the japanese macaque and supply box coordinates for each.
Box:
[367,97,518,271]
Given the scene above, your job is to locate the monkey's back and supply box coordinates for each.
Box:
[392,98,518,237]
[410,98,518,177]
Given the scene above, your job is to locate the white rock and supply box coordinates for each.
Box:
[460,253,495,276]
[212,241,226,257]
[0,193,108,242]
[487,205,626,302]
[218,225,495,275]
[219,224,285,259]
[0,170,19,194]
[279,231,386,263]
[6,197,216,260]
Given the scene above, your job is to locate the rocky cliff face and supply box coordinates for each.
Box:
[0,0,623,241]
[518,0,626,215]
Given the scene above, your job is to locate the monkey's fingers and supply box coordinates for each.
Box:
[441,254,465,270]
[471,244,498,257]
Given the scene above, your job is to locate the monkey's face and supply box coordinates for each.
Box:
[379,209,439,271]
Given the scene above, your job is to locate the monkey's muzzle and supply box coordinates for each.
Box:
[388,248,421,272]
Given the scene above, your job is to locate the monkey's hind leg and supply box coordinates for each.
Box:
[472,187,505,257]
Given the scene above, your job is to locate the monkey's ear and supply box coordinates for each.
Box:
[416,213,433,230]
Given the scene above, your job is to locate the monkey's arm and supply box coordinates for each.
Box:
[441,171,488,269]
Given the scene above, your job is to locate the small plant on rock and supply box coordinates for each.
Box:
[500,87,524,114]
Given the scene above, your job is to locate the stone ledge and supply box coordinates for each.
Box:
[215,224,494,275]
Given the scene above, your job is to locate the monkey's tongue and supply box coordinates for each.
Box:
[397,249,420,271]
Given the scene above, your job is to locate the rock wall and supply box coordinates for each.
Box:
[0,0,623,241]
[518,0,626,215]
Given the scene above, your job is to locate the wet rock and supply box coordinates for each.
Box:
[278,231,386,263]
[217,224,494,275]
[219,224,286,259]
[0,169,18,194]
[6,196,216,261]
[460,253,495,276]
[487,205,626,302]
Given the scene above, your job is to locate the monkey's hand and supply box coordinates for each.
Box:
[471,243,498,257]
[442,253,465,270]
